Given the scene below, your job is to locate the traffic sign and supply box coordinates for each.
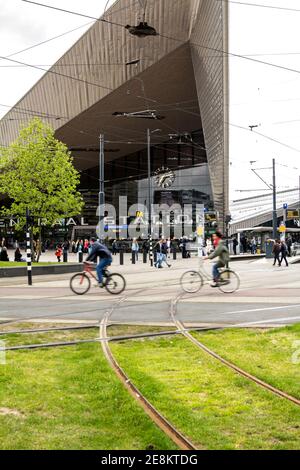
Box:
[287,210,299,219]
[279,223,287,233]
[283,203,288,210]
[197,226,204,237]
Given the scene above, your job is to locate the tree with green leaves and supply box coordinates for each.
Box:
[0,118,84,249]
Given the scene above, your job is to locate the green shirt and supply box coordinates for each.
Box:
[208,241,230,265]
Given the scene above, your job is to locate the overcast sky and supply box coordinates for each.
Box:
[229,0,300,202]
[1,0,300,204]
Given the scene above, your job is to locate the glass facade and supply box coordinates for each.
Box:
[79,130,213,229]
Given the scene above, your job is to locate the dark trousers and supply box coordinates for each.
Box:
[280,254,289,266]
[96,258,112,283]
[273,253,281,265]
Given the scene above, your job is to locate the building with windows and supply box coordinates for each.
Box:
[0,0,229,240]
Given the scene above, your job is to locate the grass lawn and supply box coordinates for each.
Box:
[191,324,300,400]
[0,332,177,450]
[112,335,300,450]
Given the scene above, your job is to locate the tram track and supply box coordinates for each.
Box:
[170,293,300,407]
[99,288,198,451]
[1,286,198,450]
[1,283,300,449]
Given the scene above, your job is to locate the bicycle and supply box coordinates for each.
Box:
[70,262,126,295]
[180,259,240,294]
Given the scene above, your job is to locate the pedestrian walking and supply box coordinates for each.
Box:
[76,240,83,253]
[280,240,289,267]
[112,239,119,255]
[155,239,171,268]
[131,238,139,262]
[272,239,281,266]
[240,234,248,254]
[180,237,188,259]
[55,245,63,262]
[232,236,238,255]
[251,236,257,255]
[166,238,171,258]
[142,239,149,254]
[83,239,89,254]
[286,236,292,257]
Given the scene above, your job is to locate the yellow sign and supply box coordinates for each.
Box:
[279,224,287,233]
[287,210,299,219]
[197,226,204,237]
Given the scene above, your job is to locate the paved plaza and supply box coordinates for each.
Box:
[1,256,300,328]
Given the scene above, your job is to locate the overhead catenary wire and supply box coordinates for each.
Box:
[228,122,300,154]
[20,0,127,28]
[0,55,113,92]
[1,2,298,127]
[4,21,94,59]
[217,0,300,14]
[19,0,300,78]
[2,0,299,162]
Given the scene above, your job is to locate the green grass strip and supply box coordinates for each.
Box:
[191,324,300,400]
[0,262,61,267]
[0,344,177,450]
[112,336,300,450]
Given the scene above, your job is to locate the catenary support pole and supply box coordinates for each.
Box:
[147,128,153,266]
[272,158,277,240]
[26,208,32,286]
[299,175,300,227]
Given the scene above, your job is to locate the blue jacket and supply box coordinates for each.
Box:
[86,242,112,262]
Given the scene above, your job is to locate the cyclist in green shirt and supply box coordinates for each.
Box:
[204,231,230,287]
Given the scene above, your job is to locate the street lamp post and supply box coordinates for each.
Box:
[99,133,105,242]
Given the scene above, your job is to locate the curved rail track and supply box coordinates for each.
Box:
[1,283,300,451]
[0,286,198,450]
[170,293,300,407]
[98,291,198,451]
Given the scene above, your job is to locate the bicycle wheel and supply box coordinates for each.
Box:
[218,269,240,294]
[70,273,91,295]
[180,270,203,293]
[105,273,126,295]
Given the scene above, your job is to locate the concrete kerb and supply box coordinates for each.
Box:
[0,263,83,278]
[4,252,300,278]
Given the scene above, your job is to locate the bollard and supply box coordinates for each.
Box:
[120,250,124,266]
[63,250,68,263]
[143,251,147,264]
[132,252,136,264]
[173,250,177,260]
[78,251,83,263]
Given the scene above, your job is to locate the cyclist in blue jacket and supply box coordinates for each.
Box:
[85,238,113,286]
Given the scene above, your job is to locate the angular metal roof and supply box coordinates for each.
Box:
[0,0,229,228]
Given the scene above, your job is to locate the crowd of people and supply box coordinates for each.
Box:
[231,235,259,255]
[0,238,26,262]
[0,232,297,269]
[231,234,294,257]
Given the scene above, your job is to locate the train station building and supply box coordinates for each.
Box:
[0,0,229,241]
